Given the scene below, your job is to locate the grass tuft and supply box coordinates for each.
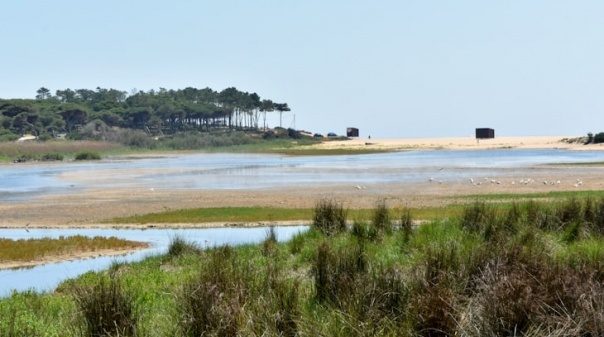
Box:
[166,235,201,258]
[72,277,139,337]
[312,199,348,236]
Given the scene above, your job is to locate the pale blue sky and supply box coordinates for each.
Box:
[2,1,603,138]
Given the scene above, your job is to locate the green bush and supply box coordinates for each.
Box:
[41,153,64,161]
[287,128,301,139]
[0,134,19,142]
[74,151,101,160]
[594,132,604,144]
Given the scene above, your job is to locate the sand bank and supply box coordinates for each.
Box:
[0,247,146,270]
[311,136,600,151]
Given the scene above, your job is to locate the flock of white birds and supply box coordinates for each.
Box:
[352,177,585,189]
[426,177,585,187]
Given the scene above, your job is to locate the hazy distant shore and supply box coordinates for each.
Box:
[310,135,600,151]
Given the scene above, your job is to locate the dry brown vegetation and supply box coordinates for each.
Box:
[0,235,148,269]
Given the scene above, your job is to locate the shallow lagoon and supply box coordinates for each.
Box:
[1,149,603,201]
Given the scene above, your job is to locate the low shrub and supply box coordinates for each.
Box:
[41,153,64,161]
[74,151,101,160]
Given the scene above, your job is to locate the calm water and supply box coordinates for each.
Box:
[0,226,307,295]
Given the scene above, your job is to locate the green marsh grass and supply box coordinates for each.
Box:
[6,198,604,335]
[107,206,451,225]
[108,207,314,224]
[458,189,604,201]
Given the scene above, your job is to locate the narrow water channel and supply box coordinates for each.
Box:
[0,226,307,295]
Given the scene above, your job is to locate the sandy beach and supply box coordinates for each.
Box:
[312,135,600,151]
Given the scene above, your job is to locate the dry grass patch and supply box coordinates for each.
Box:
[0,236,148,267]
[0,140,122,160]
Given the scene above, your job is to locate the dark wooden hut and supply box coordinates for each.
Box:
[476,128,495,139]
[347,127,359,138]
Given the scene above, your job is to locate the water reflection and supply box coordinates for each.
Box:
[0,226,307,295]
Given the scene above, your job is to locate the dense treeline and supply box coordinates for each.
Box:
[585,132,604,144]
[0,86,290,141]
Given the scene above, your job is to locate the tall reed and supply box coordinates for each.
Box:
[72,277,139,337]
[372,199,392,235]
[312,198,348,236]
[177,245,246,337]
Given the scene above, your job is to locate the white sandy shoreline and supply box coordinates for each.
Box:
[311,135,601,151]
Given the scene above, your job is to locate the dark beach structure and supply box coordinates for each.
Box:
[347,127,359,138]
[476,128,495,139]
